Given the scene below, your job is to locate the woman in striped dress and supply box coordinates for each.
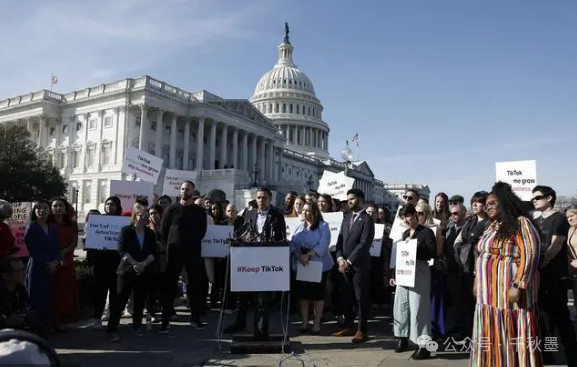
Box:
[471,182,542,367]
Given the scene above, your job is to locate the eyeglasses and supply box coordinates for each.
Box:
[417,211,425,215]
[403,195,416,201]
[451,212,460,216]
[532,195,546,201]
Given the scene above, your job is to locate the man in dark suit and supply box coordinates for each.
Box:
[160,180,208,332]
[333,189,374,343]
[224,187,286,338]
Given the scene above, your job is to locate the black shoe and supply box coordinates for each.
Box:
[395,337,409,353]
[411,348,431,360]
[223,322,246,334]
[191,320,206,330]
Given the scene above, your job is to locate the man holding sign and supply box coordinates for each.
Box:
[333,189,374,344]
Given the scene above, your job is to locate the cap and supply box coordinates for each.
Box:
[449,195,464,203]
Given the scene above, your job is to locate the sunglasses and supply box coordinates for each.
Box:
[451,212,460,216]
[403,195,416,201]
[417,211,425,215]
[532,195,547,201]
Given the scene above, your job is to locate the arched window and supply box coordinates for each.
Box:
[275,103,279,113]
[282,103,286,113]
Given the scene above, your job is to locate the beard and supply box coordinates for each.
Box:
[181,192,192,201]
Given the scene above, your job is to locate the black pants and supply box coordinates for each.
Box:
[327,252,343,316]
[210,258,227,308]
[342,265,370,333]
[92,265,118,319]
[446,270,474,337]
[146,272,166,317]
[162,247,205,325]
[539,272,577,366]
[107,273,149,332]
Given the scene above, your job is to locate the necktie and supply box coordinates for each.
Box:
[349,213,356,229]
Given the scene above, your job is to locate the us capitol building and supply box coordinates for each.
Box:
[0,25,425,217]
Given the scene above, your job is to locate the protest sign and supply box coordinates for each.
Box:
[317,171,355,201]
[296,260,323,283]
[285,217,303,240]
[389,206,407,243]
[324,212,343,251]
[495,160,537,201]
[109,180,154,213]
[395,239,418,288]
[162,169,198,197]
[84,215,131,250]
[121,146,163,184]
[201,225,233,258]
[369,223,385,257]
[5,202,32,257]
[230,246,290,292]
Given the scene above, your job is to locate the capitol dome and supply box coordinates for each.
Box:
[251,24,330,159]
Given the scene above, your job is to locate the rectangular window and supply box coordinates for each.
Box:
[98,180,107,204]
[178,129,184,138]
[165,125,171,135]
[88,118,97,130]
[103,116,113,128]
[135,117,141,127]
[151,121,157,131]
[69,181,78,204]
[83,180,92,203]
[87,148,96,167]
[74,150,81,168]
[76,122,83,132]
[101,146,110,166]
[62,125,68,134]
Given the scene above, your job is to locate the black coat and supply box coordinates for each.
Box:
[160,202,208,257]
[336,210,375,267]
[241,206,286,242]
[117,225,157,274]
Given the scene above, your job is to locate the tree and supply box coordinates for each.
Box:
[0,125,67,202]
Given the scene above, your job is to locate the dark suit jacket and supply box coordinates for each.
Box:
[117,225,157,273]
[336,209,375,267]
[401,224,436,261]
[242,206,286,242]
[160,202,208,257]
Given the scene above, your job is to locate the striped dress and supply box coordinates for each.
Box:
[470,217,542,367]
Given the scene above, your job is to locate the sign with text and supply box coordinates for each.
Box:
[162,169,198,197]
[285,217,303,240]
[201,225,233,258]
[495,160,537,201]
[317,171,355,201]
[5,202,32,257]
[84,215,131,250]
[121,146,164,184]
[230,246,290,292]
[324,212,343,251]
[109,180,154,213]
[395,239,418,288]
[389,206,407,243]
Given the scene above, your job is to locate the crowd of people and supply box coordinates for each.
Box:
[1,180,577,366]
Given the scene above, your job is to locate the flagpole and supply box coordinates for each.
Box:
[356,140,359,161]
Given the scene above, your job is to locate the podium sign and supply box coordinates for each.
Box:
[230,246,290,292]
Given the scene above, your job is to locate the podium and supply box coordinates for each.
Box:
[228,242,291,353]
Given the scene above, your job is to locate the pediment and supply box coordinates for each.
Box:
[352,161,374,177]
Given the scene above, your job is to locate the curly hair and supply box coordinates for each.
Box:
[491,181,531,242]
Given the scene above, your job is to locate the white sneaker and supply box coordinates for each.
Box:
[122,309,132,318]
[88,319,102,330]
[101,312,109,322]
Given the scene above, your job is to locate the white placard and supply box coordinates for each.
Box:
[389,206,408,243]
[495,160,537,201]
[370,239,382,257]
[121,146,164,184]
[285,217,303,240]
[109,180,154,213]
[324,212,343,252]
[374,223,385,240]
[84,215,131,250]
[296,260,323,283]
[395,239,418,288]
[201,225,233,258]
[230,246,290,292]
[5,202,32,257]
[162,169,198,197]
[317,171,355,201]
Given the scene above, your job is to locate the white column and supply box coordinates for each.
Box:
[38,116,47,148]
[209,121,217,169]
[259,137,266,182]
[183,118,190,170]
[169,114,177,168]
[112,108,119,164]
[154,109,164,158]
[138,105,148,150]
[81,114,89,170]
[96,111,104,170]
[220,124,228,168]
[196,118,205,170]
[251,134,257,176]
[305,127,309,146]
[241,131,248,170]
[326,131,329,151]
[285,125,290,143]
[232,128,238,169]
[267,141,274,182]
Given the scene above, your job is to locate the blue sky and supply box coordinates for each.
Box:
[1,0,576,202]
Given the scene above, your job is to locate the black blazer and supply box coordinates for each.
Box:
[336,210,375,267]
[242,206,286,242]
[401,224,436,261]
[160,203,208,256]
[117,225,157,265]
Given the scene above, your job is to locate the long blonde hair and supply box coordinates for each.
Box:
[415,202,435,227]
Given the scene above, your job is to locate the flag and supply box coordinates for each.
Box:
[351,133,358,142]
[50,75,58,85]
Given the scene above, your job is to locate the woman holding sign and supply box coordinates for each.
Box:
[390,204,436,360]
[470,182,542,366]
[290,201,333,334]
